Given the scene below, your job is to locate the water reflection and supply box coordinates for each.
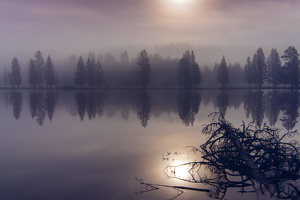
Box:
[177,90,201,126]
[75,91,105,121]
[216,92,228,117]
[29,90,57,125]
[9,90,22,120]
[137,113,300,199]
[2,89,300,129]
[244,90,266,127]
[135,90,152,127]
[280,91,299,131]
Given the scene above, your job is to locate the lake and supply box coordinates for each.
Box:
[1,89,300,200]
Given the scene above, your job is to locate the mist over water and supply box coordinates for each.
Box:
[1,89,300,199]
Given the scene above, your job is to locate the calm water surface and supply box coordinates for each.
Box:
[1,89,300,200]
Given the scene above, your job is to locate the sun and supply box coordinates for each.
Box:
[163,0,195,10]
[170,0,187,4]
[167,0,193,5]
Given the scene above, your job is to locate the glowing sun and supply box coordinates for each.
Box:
[168,0,193,5]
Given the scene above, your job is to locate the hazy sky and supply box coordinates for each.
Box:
[1,0,300,62]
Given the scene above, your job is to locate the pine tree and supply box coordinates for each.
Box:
[3,67,8,87]
[74,56,86,88]
[28,59,38,88]
[95,59,104,88]
[252,53,258,86]
[281,46,300,88]
[120,51,129,67]
[136,49,151,89]
[267,48,281,87]
[244,57,252,86]
[34,51,45,88]
[254,47,267,88]
[217,56,229,88]
[177,51,191,88]
[190,51,201,88]
[86,58,96,88]
[177,51,201,89]
[44,55,56,88]
[10,57,22,88]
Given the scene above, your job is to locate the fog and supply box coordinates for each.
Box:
[1,0,300,86]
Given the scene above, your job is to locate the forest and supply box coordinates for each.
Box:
[1,45,299,89]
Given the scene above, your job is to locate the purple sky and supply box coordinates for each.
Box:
[1,0,300,62]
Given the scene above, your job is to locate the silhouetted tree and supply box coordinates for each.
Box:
[95,59,104,88]
[266,48,281,87]
[243,57,252,86]
[136,50,151,89]
[44,55,56,88]
[281,46,300,88]
[251,53,258,86]
[253,48,267,87]
[10,57,22,88]
[138,113,300,200]
[74,56,86,88]
[227,62,243,85]
[88,51,95,60]
[3,67,8,87]
[190,51,201,88]
[120,51,129,67]
[136,90,152,127]
[34,50,45,88]
[28,59,38,88]
[177,51,201,88]
[217,56,229,88]
[86,58,95,88]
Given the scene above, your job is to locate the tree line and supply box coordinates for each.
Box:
[3,51,57,89]
[2,46,299,89]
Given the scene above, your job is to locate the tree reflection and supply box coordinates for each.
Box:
[45,91,57,121]
[29,90,57,125]
[136,113,300,199]
[243,90,266,127]
[136,90,151,127]
[75,92,86,121]
[265,90,280,127]
[75,91,105,121]
[29,90,46,125]
[86,91,97,119]
[177,90,201,126]
[280,91,299,131]
[9,91,22,120]
[216,92,228,117]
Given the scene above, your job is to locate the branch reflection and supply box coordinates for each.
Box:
[136,113,300,199]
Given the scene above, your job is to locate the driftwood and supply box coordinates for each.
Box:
[136,113,300,199]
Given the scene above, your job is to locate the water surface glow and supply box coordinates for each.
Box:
[1,89,299,199]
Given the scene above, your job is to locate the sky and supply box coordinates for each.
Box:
[1,0,300,64]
